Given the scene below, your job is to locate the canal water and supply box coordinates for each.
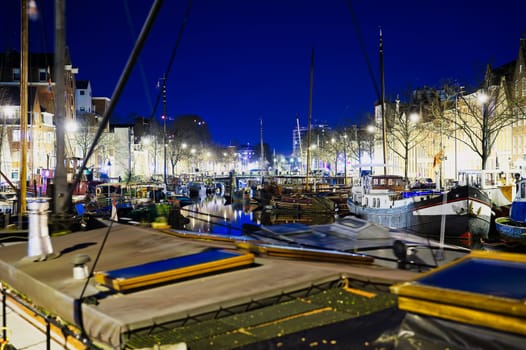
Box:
[176,195,521,251]
[175,194,523,251]
[178,195,336,236]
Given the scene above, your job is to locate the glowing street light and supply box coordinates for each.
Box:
[409,112,420,123]
[477,92,489,105]
[65,120,78,133]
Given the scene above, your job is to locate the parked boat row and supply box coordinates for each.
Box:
[70,169,525,252]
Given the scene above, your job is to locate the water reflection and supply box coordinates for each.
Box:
[175,195,494,250]
[179,195,261,236]
[179,195,335,235]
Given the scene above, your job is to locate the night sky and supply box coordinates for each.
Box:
[2,0,526,154]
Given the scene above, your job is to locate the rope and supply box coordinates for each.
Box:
[122,0,154,114]
[67,0,164,204]
[345,0,380,100]
[72,0,165,337]
[148,0,193,121]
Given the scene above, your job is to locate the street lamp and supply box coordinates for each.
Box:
[65,120,78,133]
[190,148,196,176]
[162,113,167,185]
[159,74,168,185]
[366,125,375,172]
[478,90,490,171]
[343,134,348,184]
[409,112,420,123]
[454,86,465,178]
[331,137,337,176]
[477,92,489,105]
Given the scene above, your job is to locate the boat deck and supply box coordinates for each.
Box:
[0,224,418,348]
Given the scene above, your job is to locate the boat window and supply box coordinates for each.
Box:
[485,173,496,186]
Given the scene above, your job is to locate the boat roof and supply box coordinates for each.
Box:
[0,225,417,348]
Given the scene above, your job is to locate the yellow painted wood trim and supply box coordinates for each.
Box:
[94,253,254,291]
[398,297,526,336]
[391,283,526,317]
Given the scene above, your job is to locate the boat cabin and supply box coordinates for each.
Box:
[457,170,519,207]
[366,175,406,192]
[457,170,517,190]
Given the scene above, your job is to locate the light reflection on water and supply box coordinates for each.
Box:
[176,195,484,250]
[179,195,262,236]
[179,195,335,235]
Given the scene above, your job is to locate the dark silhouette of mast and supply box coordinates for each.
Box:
[20,0,29,215]
[379,28,387,176]
[54,0,68,214]
[260,118,264,172]
[305,48,314,190]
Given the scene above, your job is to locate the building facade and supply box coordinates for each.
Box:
[0,51,77,191]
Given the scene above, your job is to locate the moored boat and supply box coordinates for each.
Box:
[494,178,526,244]
[347,174,492,244]
[390,250,526,350]
[457,169,518,215]
[243,215,470,271]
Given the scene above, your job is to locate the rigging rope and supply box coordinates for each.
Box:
[73,4,166,335]
[148,0,193,121]
[122,0,154,114]
[345,0,380,101]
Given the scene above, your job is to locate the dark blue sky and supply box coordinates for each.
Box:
[3,1,526,154]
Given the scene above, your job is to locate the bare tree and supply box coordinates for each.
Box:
[386,97,428,182]
[167,114,212,176]
[68,115,110,161]
[429,80,526,170]
[167,128,191,176]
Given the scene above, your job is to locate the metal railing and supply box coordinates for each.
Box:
[1,282,99,349]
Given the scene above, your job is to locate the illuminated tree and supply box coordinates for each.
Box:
[386,97,428,182]
[429,77,526,170]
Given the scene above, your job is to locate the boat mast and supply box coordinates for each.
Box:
[305,48,314,190]
[19,0,29,216]
[260,117,264,173]
[296,115,302,158]
[54,0,69,215]
[379,28,387,176]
